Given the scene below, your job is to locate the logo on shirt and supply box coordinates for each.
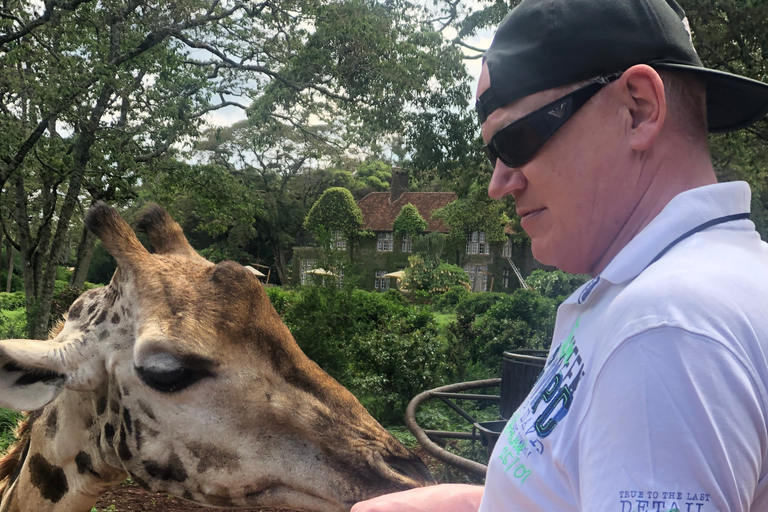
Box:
[497,317,586,483]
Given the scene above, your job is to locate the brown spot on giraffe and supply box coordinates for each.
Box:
[0,202,433,512]
[28,454,68,503]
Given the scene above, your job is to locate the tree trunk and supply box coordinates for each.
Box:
[274,246,289,286]
[5,240,14,293]
[31,138,89,339]
[13,174,38,332]
[70,225,96,289]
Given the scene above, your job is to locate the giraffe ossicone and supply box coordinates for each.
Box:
[0,202,433,512]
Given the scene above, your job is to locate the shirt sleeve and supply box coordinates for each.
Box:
[574,326,766,512]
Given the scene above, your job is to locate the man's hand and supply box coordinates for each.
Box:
[351,484,484,512]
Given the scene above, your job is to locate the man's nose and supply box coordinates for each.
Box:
[488,161,527,200]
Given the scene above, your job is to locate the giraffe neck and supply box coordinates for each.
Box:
[0,389,128,512]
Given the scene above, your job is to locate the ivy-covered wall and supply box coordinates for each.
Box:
[292,233,545,292]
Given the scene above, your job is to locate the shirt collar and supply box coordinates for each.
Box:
[563,181,752,304]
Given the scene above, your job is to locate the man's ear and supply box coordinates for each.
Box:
[620,64,667,151]
[0,339,67,411]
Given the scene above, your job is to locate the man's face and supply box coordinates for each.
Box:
[479,64,637,275]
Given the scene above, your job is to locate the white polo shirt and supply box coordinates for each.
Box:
[480,182,768,512]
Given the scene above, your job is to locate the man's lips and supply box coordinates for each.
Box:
[517,207,546,219]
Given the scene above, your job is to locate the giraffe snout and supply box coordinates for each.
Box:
[381,453,435,487]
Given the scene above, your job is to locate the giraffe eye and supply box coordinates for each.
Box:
[135,352,215,393]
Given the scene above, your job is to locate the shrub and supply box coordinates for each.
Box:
[348,322,447,425]
[401,254,470,294]
[0,408,23,454]
[0,291,26,311]
[0,309,27,338]
[265,287,299,317]
[393,203,427,238]
[525,269,590,302]
[474,289,557,367]
[304,187,363,239]
[455,291,507,318]
[433,286,471,312]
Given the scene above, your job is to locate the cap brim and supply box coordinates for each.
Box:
[653,63,768,133]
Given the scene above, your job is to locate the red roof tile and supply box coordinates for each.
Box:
[357,192,457,233]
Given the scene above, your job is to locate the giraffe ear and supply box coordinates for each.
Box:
[0,339,66,411]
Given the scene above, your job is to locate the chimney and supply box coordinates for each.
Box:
[390,167,408,204]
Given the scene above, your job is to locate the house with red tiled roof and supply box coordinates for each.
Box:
[292,169,540,291]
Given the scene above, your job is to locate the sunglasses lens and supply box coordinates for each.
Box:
[491,120,545,168]
[483,146,497,166]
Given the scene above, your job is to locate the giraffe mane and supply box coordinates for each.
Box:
[0,411,39,498]
[0,316,67,498]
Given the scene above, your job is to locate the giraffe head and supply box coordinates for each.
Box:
[0,203,433,512]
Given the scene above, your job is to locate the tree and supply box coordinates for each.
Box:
[401,254,470,293]
[433,183,512,247]
[0,0,248,338]
[393,203,428,238]
[304,188,364,240]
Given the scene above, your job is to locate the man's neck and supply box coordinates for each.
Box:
[589,149,718,277]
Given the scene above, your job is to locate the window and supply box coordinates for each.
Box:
[377,232,393,252]
[300,259,316,285]
[330,230,346,250]
[402,235,412,253]
[464,264,489,292]
[503,268,510,288]
[375,270,390,291]
[502,238,513,258]
[466,231,490,254]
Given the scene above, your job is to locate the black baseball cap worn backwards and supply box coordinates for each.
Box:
[477,0,768,133]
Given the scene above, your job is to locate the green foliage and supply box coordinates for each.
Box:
[0,408,23,454]
[411,232,448,264]
[271,285,444,424]
[0,270,24,293]
[304,187,364,239]
[353,160,392,194]
[433,183,510,245]
[525,270,591,302]
[143,161,260,237]
[86,243,117,285]
[0,309,27,339]
[473,290,557,366]
[444,289,557,380]
[265,280,566,429]
[281,286,410,379]
[0,291,26,311]
[349,321,447,424]
[393,203,428,237]
[401,254,470,294]
[433,286,472,312]
[265,287,300,317]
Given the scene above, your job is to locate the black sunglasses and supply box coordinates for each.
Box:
[479,75,620,168]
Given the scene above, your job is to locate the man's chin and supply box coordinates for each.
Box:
[531,240,590,276]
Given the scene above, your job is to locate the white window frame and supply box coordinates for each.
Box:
[374,270,390,291]
[502,238,513,258]
[402,234,412,253]
[464,264,489,291]
[377,232,393,252]
[300,259,316,285]
[330,230,346,250]
[466,231,489,254]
